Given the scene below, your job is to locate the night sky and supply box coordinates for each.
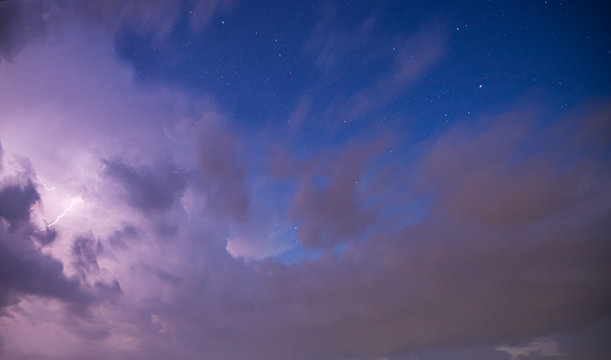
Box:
[0,1,610,359]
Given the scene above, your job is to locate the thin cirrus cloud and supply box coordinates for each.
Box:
[303,12,447,129]
[0,1,610,360]
[0,0,236,62]
[335,27,446,124]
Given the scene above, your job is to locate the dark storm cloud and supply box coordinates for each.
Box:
[0,173,119,318]
[0,175,96,315]
[93,279,122,301]
[0,178,92,313]
[71,235,122,306]
[0,227,91,313]
[103,159,187,213]
[0,179,39,225]
[72,236,100,279]
[31,227,58,245]
[0,0,66,62]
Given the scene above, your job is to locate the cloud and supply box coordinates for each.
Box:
[0,177,92,315]
[149,103,611,360]
[0,16,609,360]
[390,346,511,360]
[289,135,393,248]
[13,100,588,360]
[196,113,251,222]
[107,224,141,249]
[0,0,66,62]
[552,317,611,360]
[304,3,379,72]
[104,159,188,213]
[418,105,611,228]
[0,178,39,226]
[304,10,446,129]
[0,229,87,312]
[0,0,238,62]
[0,140,4,174]
[498,339,563,360]
[72,236,101,279]
[335,26,446,122]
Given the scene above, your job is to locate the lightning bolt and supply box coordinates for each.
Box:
[36,175,56,192]
[40,197,82,231]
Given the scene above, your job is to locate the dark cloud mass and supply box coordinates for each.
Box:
[0,178,90,314]
[72,236,100,278]
[104,159,187,213]
[0,229,91,312]
[0,0,64,62]
[0,179,39,225]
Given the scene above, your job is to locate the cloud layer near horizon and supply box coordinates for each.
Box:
[0,2,610,360]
